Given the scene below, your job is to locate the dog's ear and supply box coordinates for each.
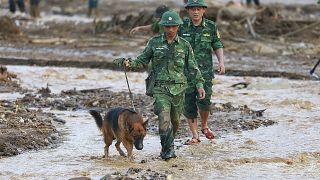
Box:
[143,119,148,130]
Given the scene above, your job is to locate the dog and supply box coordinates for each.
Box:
[89,108,148,160]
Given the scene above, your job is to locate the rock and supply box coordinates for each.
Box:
[253,43,278,54]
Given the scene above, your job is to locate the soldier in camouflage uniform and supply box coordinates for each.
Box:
[178,0,225,145]
[130,5,169,36]
[115,10,205,160]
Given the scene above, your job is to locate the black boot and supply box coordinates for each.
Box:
[160,134,176,160]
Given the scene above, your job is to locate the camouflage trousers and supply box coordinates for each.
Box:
[153,92,184,159]
[184,80,213,119]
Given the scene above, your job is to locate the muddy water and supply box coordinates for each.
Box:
[0,110,161,179]
[1,65,320,179]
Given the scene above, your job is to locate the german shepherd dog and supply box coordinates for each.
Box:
[89,108,148,160]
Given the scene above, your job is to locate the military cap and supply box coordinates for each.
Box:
[185,0,208,8]
[154,5,170,18]
[159,10,183,26]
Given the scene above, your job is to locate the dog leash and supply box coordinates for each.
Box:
[123,61,136,112]
[310,59,320,79]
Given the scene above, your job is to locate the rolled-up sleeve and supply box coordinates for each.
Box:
[212,26,224,50]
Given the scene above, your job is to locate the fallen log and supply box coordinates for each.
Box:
[281,21,320,38]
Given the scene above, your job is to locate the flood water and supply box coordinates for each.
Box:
[0,65,320,179]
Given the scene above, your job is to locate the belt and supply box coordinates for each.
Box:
[155,80,184,85]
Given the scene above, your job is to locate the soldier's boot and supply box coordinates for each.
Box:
[158,111,176,160]
[160,134,176,160]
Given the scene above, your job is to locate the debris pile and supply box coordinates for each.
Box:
[0,100,61,157]
[0,66,24,93]
[0,16,25,40]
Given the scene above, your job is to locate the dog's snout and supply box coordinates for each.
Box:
[136,144,143,150]
[134,137,144,150]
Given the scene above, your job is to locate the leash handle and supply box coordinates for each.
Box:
[310,59,320,74]
[123,59,136,112]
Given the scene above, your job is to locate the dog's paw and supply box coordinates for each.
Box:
[128,156,135,162]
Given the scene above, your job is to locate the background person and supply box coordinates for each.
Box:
[88,0,99,18]
[130,5,169,36]
[247,0,260,7]
[178,0,225,145]
[30,0,40,18]
[8,0,26,14]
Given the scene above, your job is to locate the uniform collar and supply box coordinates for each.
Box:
[161,33,180,44]
[188,18,206,27]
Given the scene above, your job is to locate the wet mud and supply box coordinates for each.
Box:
[0,1,319,80]
[0,100,62,157]
[0,66,276,179]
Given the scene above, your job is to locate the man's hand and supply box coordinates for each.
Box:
[123,58,131,68]
[218,62,225,75]
[197,88,205,99]
[130,27,140,36]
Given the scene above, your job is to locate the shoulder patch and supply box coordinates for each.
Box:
[177,48,184,53]
[203,33,211,37]
[216,30,221,38]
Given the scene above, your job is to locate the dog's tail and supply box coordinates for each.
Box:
[89,110,103,129]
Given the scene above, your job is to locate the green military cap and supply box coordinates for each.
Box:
[159,10,183,26]
[185,0,208,8]
[154,5,170,18]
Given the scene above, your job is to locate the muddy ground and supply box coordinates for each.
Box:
[0,72,274,156]
[0,0,320,179]
[0,1,319,79]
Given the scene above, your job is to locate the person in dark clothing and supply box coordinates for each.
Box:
[87,0,99,18]
[8,0,26,14]
[247,0,260,7]
[30,0,40,18]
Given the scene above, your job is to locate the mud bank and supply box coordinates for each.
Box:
[0,100,62,157]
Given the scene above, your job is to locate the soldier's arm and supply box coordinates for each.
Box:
[113,40,153,71]
[211,24,224,50]
[129,40,154,71]
[130,25,153,36]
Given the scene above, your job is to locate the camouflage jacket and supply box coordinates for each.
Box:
[178,18,224,80]
[127,33,204,96]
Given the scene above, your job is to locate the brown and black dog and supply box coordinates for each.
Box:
[89,108,148,160]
